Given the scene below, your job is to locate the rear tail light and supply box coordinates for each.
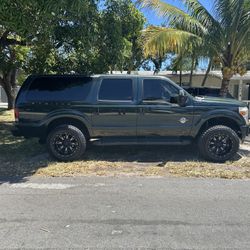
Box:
[14,108,19,122]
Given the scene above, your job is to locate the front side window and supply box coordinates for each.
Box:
[143,79,179,102]
[98,79,133,101]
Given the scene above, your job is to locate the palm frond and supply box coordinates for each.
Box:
[136,0,207,36]
[142,26,201,57]
[183,0,218,29]
[214,0,235,28]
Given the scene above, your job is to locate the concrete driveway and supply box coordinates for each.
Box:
[0,176,250,249]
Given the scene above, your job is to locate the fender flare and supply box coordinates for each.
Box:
[41,109,93,137]
[191,110,244,137]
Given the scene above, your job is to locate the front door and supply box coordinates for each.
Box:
[137,78,193,137]
[92,77,137,137]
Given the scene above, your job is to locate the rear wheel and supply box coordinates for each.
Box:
[47,125,86,161]
[198,125,240,162]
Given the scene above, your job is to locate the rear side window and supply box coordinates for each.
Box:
[98,79,133,101]
[26,76,92,101]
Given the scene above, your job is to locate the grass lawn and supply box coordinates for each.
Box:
[1,109,250,179]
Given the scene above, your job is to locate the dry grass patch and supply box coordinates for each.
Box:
[1,109,250,179]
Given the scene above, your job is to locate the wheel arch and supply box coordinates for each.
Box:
[46,116,91,140]
[195,116,242,139]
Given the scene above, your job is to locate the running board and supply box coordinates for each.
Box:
[90,137,192,146]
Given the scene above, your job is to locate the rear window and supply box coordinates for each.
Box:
[26,76,93,101]
[98,79,133,101]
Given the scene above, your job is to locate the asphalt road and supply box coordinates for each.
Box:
[1,177,250,249]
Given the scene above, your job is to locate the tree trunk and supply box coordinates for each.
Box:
[152,57,162,75]
[5,87,15,110]
[179,64,183,86]
[189,55,195,86]
[201,58,212,86]
[179,56,183,86]
[1,68,18,110]
[220,78,230,97]
[1,79,15,110]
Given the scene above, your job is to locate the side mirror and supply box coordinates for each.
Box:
[170,94,179,104]
[178,90,188,107]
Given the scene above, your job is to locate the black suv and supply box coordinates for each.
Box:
[12,75,249,162]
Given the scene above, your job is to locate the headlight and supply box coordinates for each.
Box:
[239,107,249,124]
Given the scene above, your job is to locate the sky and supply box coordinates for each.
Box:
[138,0,214,26]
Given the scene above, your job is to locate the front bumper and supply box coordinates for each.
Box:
[241,125,249,142]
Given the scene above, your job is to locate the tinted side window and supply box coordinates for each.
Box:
[98,79,133,101]
[26,77,92,101]
[143,79,178,102]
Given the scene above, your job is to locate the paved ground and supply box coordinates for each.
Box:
[0,177,250,249]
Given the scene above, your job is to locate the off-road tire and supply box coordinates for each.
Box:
[47,125,86,162]
[198,125,240,163]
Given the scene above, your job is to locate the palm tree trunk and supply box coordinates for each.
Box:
[189,55,195,86]
[201,58,212,86]
[220,77,230,97]
[152,58,162,75]
[179,64,183,86]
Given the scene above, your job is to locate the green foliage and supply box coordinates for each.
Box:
[168,56,194,73]
[0,0,145,76]
[138,0,250,94]
[24,0,145,75]
[0,0,145,109]
[99,0,145,72]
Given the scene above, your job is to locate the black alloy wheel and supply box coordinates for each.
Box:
[198,125,240,162]
[47,125,86,161]
[207,134,233,157]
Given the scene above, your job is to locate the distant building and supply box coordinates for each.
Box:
[165,71,250,101]
[114,71,250,101]
[1,71,250,102]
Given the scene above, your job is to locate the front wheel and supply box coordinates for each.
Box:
[198,125,240,163]
[47,125,86,161]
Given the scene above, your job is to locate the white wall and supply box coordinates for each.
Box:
[0,86,7,103]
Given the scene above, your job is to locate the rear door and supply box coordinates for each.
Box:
[137,78,193,137]
[91,77,137,137]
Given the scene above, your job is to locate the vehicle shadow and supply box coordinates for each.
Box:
[0,118,248,184]
[0,121,199,185]
[85,144,200,163]
[0,120,49,185]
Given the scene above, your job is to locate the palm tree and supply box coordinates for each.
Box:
[138,0,250,97]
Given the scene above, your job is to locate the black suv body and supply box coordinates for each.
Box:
[12,74,249,162]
